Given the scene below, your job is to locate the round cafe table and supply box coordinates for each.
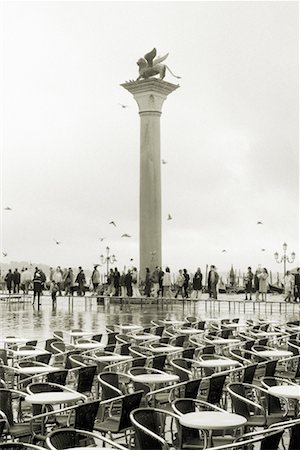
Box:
[114,324,143,333]
[10,349,50,360]
[198,358,240,369]
[268,385,300,416]
[177,328,204,335]
[94,354,132,363]
[130,333,160,342]
[149,345,183,354]
[130,373,179,386]
[3,337,28,347]
[208,338,240,345]
[179,411,247,446]
[25,391,85,405]
[17,365,57,375]
[74,342,105,350]
[253,349,293,359]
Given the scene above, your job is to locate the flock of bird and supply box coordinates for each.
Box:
[1,205,266,258]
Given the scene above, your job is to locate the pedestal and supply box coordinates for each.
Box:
[121,79,179,278]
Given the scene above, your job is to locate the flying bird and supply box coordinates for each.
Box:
[2,252,7,257]
[109,221,117,227]
[54,239,61,245]
[221,249,227,253]
[257,221,263,225]
[130,258,134,262]
[162,159,167,165]
[261,249,266,252]
[99,237,105,242]
[4,207,12,211]
[167,214,172,221]
[121,234,131,238]
[119,103,129,109]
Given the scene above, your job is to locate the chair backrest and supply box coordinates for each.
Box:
[0,389,14,426]
[0,350,8,365]
[197,321,206,330]
[35,353,51,364]
[53,331,64,341]
[120,343,131,356]
[184,378,201,399]
[265,360,278,377]
[45,338,58,353]
[47,370,68,386]
[151,355,167,371]
[46,428,126,450]
[107,332,118,345]
[118,390,143,431]
[92,334,102,342]
[206,374,226,405]
[174,335,186,347]
[228,383,250,419]
[242,364,257,384]
[202,345,215,354]
[132,357,147,367]
[170,359,190,382]
[76,365,97,394]
[98,372,123,400]
[74,399,100,431]
[130,408,168,450]
[50,341,66,354]
[26,340,37,347]
[65,350,81,369]
[182,347,196,360]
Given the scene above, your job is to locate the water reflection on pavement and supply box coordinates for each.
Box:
[0,293,297,341]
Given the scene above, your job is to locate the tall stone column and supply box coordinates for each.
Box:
[122,78,179,277]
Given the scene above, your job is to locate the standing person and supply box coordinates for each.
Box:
[91,265,101,292]
[151,267,160,298]
[158,267,164,297]
[144,267,152,297]
[294,268,300,303]
[254,267,262,301]
[131,267,140,297]
[75,267,86,296]
[192,268,203,299]
[13,269,21,293]
[244,267,254,301]
[32,269,43,307]
[125,269,133,297]
[53,267,63,296]
[183,269,190,298]
[283,271,294,303]
[113,267,121,296]
[64,268,74,295]
[162,267,172,298]
[120,271,126,297]
[21,267,32,295]
[258,268,269,302]
[207,265,219,299]
[49,267,54,283]
[50,281,59,307]
[4,270,13,294]
[107,268,114,296]
[174,269,185,298]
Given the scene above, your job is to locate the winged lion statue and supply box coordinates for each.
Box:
[136,48,181,81]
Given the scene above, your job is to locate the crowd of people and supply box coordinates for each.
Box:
[2,264,300,304]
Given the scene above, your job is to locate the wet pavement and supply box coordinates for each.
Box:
[0,292,298,342]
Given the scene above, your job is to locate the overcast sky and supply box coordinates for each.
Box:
[1,0,299,275]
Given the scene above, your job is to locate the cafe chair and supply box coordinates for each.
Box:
[130,407,180,450]
[227,382,289,428]
[93,390,143,446]
[46,428,128,450]
[172,398,236,449]
[0,388,42,441]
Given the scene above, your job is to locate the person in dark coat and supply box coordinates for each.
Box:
[244,267,254,300]
[183,269,190,298]
[75,267,86,296]
[13,269,21,293]
[207,265,219,299]
[124,269,133,297]
[294,268,300,303]
[192,268,203,299]
[144,267,152,297]
[113,267,120,296]
[32,269,43,307]
[5,270,14,294]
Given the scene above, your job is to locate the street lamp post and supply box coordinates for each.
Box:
[100,247,117,279]
[274,242,295,276]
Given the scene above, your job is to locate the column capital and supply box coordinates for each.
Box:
[121,79,179,113]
